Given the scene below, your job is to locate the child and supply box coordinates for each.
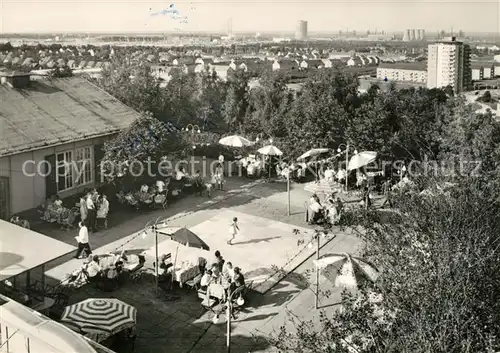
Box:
[228,217,239,245]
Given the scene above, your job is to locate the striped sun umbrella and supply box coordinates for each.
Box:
[304,179,342,195]
[314,253,380,289]
[61,298,137,338]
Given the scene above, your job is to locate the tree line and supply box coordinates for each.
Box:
[90,58,500,170]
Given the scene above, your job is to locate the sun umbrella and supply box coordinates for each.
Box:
[169,227,210,284]
[258,145,283,178]
[297,148,330,161]
[347,151,377,171]
[218,135,253,148]
[304,179,342,195]
[258,145,283,156]
[313,253,380,289]
[61,298,136,341]
[171,227,210,251]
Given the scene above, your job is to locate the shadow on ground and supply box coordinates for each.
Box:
[44,271,286,353]
[33,178,290,250]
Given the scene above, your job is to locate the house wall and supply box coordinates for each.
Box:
[0,135,111,216]
[471,68,483,81]
[483,67,492,79]
[376,67,427,83]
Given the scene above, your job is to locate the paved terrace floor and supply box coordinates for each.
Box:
[37,176,365,352]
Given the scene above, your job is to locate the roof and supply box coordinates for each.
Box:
[0,220,76,281]
[0,76,142,156]
[0,294,101,353]
[378,62,427,71]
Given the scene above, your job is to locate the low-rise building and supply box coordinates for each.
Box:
[0,72,141,217]
[376,62,427,84]
[471,63,496,80]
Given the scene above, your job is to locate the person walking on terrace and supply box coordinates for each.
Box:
[75,221,92,259]
[228,217,240,245]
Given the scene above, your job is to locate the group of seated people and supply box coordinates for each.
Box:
[238,155,264,178]
[199,250,246,304]
[276,162,308,181]
[38,195,77,225]
[66,251,145,289]
[308,193,344,225]
[116,165,221,208]
[10,215,30,229]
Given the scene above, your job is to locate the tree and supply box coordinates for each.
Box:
[101,113,187,185]
[283,73,352,158]
[271,176,500,353]
[222,69,249,131]
[242,71,293,139]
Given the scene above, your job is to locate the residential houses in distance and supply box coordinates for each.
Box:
[0,72,141,219]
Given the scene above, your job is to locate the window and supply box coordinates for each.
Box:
[75,146,93,186]
[56,151,73,191]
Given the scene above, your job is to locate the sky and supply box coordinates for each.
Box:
[1,0,499,34]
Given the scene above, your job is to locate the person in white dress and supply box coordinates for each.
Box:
[228,217,240,245]
[96,195,110,229]
[156,179,166,193]
[215,164,224,190]
[218,154,225,175]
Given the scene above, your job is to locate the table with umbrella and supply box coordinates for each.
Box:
[348,151,377,172]
[142,226,210,287]
[61,298,137,343]
[304,179,343,197]
[297,148,330,179]
[257,145,283,178]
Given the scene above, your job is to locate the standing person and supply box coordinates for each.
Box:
[228,217,240,245]
[218,153,225,175]
[212,251,225,272]
[362,186,372,210]
[215,164,224,191]
[381,179,393,208]
[75,221,92,259]
[79,195,88,224]
[97,194,110,229]
[86,191,97,232]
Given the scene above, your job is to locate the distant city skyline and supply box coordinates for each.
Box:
[1,0,499,34]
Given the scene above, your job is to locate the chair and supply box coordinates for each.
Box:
[48,293,69,320]
[198,289,217,315]
[232,280,253,314]
[185,273,202,290]
[27,281,59,297]
[153,194,168,209]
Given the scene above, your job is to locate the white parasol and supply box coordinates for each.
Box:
[258,145,283,156]
[347,151,377,171]
[314,253,380,289]
[297,148,330,161]
[304,179,342,195]
[218,135,253,148]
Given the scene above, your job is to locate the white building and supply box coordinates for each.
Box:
[427,37,471,93]
[377,63,427,84]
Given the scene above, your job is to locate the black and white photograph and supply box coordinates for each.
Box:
[0,0,499,352]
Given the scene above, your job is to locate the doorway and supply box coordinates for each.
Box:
[0,177,10,220]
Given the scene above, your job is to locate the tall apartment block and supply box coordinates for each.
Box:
[427,37,471,93]
[295,20,308,40]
